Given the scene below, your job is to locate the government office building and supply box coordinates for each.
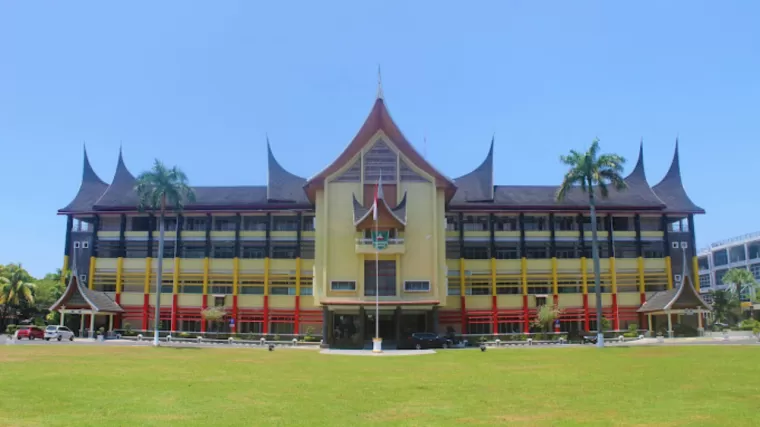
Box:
[59,91,704,347]
[697,232,760,302]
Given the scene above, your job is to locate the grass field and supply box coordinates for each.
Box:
[1,345,758,427]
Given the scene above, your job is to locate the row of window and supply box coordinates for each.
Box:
[704,242,760,268]
[446,214,666,232]
[446,241,667,260]
[93,241,315,260]
[330,281,430,292]
[96,215,316,233]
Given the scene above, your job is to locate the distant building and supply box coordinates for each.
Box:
[698,232,760,300]
[58,86,705,346]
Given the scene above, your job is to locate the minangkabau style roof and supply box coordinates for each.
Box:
[638,252,711,313]
[352,180,407,228]
[652,139,705,214]
[50,272,124,314]
[57,83,704,216]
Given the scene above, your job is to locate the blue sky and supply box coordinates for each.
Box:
[1,1,758,277]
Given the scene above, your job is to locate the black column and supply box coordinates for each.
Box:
[458,212,464,256]
[606,214,614,257]
[394,306,401,343]
[634,214,642,258]
[431,306,439,334]
[118,214,127,257]
[489,213,496,258]
[147,214,155,257]
[204,213,212,258]
[359,306,366,340]
[234,213,241,258]
[296,212,302,258]
[91,215,100,257]
[549,213,556,258]
[577,214,586,257]
[265,213,272,258]
[64,215,73,260]
[519,213,526,258]
[322,306,329,346]
[688,214,696,260]
[176,214,184,257]
[661,214,670,256]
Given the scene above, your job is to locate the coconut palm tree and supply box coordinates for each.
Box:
[134,160,195,346]
[0,264,37,330]
[709,289,740,326]
[556,138,626,348]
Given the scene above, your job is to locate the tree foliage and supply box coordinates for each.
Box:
[0,264,66,330]
[710,289,741,325]
[721,268,759,301]
[532,304,562,332]
[135,159,196,213]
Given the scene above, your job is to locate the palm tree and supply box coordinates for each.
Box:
[709,289,740,326]
[134,160,195,346]
[721,268,759,302]
[0,264,37,330]
[556,138,626,348]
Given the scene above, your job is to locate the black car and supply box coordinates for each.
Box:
[399,332,453,350]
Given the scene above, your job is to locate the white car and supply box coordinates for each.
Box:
[44,325,75,342]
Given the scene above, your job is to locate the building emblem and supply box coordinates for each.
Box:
[372,230,389,250]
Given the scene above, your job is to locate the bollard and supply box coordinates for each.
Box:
[228,337,234,345]
[260,337,267,346]
[197,336,203,344]
[527,338,533,346]
[167,335,172,343]
[494,339,501,347]
[137,334,143,342]
[292,338,298,347]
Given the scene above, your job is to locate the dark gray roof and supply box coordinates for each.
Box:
[652,140,705,214]
[452,137,494,202]
[191,186,268,206]
[50,274,124,313]
[622,142,667,207]
[267,139,308,203]
[92,148,139,208]
[638,276,710,313]
[59,147,109,213]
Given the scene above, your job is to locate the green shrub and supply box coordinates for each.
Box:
[5,324,18,336]
[737,319,760,331]
[623,332,638,338]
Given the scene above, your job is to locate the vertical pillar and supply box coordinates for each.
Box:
[60,309,65,326]
[607,215,618,331]
[295,212,302,335]
[359,306,366,341]
[581,257,589,332]
[232,257,239,334]
[491,257,498,335]
[519,213,529,333]
[63,215,73,286]
[201,257,209,333]
[688,214,699,292]
[143,257,152,330]
[109,314,114,332]
[79,313,85,337]
[549,213,558,308]
[647,314,652,333]
[88,215,100,290]
[263,257,270,335]
[171,257,180,332]
[115,257,123,328]
[662,214,673,290]
[666,310,673,338]
[458,212,466,334]
[395,306,402,343]
[322,306,329,345]
[635,214,645,327]
[89,311,95,339]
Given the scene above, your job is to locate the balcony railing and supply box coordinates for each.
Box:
[355,238,404,245]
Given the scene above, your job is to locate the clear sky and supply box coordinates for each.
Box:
[1,1,758,277]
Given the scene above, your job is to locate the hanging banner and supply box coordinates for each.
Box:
[372,230,389,250]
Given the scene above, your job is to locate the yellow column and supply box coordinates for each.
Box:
[665,256,673,289]
[88,256,96,290]
[144,257,152,293]
[172,257,180,294]
[581,257,588,294]
[202,257,209,296]
[264,258,270,296]
[692,256,700,292]
[116,257,124,294]
[637,256,645,293]
[610,257,617,293]
[490,258,497,296]
[521,257,528,295]
[61,255,69,286]
[295,257,301,296]
[551,257,558,295]
[459,257,466,296]
[232,257,239,296]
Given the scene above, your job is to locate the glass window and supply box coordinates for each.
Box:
[331,281,356,291]
[131,217,151,232]
[184,217,207,231]
[462,215,489,231]
[242,216,268,231]
[404,281,430,292]
[446,215,460,231]
[523,215,548,231]
[495,215,518,231]
[698,256,709,270]
[748,242,760,260]
[446,242,461,259]
[302,215,315,231]
[272,216,299,231]
[554,216,577,231]
[713,250,728,267]
[365,260,396,296]
[495,245,519,260]
[526,243,549,259]
[463,245,489,260]
[212,244,235,259]
[214,216,237,231]
[715,269,728,286]
[611,216,632,231]
[271,245,297,259]
[729,245,746,263]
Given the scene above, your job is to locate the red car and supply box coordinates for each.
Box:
[15,326,45,340]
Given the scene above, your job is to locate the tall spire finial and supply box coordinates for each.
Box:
[377,64,384,100]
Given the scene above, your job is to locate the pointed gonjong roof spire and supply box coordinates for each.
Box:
[93,147,139,208]
[376,64,384,100]
[267,134,307,203]
[652,138,705,214]
[619,138,666,207]
[58,145,110,213]
[451,135,495,202]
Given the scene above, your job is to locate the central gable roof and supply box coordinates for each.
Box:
[304,97,457,202]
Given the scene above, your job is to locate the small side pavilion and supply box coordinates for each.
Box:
[50,273,124,338]
[638,273,711,338]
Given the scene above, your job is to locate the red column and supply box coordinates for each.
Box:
[460,295,467,334]
[611,294,619,331]
[583,294,590,332]
[200,295,207,333]
[522,295,530,333]
[262,295,269,335]
[231,295,239,334]
[142,293,149,330]
[491,295,498,335]
[170,294,178,332]
[294,295,301,336]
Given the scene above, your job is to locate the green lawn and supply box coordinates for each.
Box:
[0,345,758,426]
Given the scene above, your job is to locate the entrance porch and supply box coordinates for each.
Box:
[50,271,124,338]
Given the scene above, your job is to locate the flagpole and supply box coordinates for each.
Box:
[375,208,379,341]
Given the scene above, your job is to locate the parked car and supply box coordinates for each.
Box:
[399,332,453,350]
[44,325,75,342]
[15,326,45,340]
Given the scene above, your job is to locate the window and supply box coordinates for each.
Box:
[241,244,266,259]
[331,281,356,291]
[555,242,578,259]
[271,245,297,259]
[463,244,489,260]
[184,217,207,231]
[272,216,299,231]
[494,215,518,231]
[640,216,661,231]
[365,260,396,296]
[302,215,315,231]
[715,269,728,286]
[214,216,236,231]
[242,216,267,231]
[82,241,89,249]
[680,241,688,249]
[750,264,760,281]
[462,215,489,231]
[182,242,206,259]
[73,241,81,249]
[446,215,460,231]
[526,243,549,259]
[211,285,233,295]
[674,274,682,282]
[699,274,711,289]
[404,281,430,292]
[554,216,577,231]
[671,242,679,249]
[642,241,664,259]
[214,296,226,307]
[79,274,87,284]
[300,241,315,259]
[729,245,746,263]
[523,215,548,231]
[748,242,760,260]
[615,242,637,259]
[131,217,151,232]
[698,256,710,271]
[611,216,632,231]
[495,245,519,260]
[446,242,461,259]
[212,243,235,259]
[713,250,728,267]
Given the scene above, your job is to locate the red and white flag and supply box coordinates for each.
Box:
[372,175,380,221]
